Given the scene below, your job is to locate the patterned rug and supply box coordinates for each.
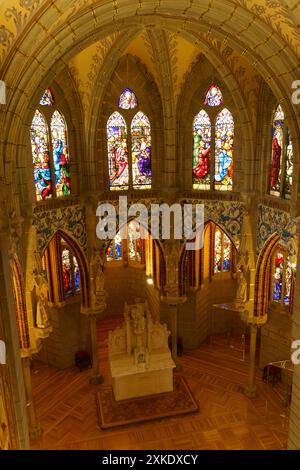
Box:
[96,375,198,429]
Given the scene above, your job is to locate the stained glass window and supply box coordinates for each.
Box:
[106,233,123,261]
[106,222,146,264]
[119,88,138,110]
[40,88,55,106]
[128,221,142,261]
[73,256,81,292]
[215,108,234,191]
[223,234,231,271]
[273,251,293,306]
[31,110,52,201]
[205,84,223,107]
[61,240,80,296]
[50,110,71,198]
[284,128,293,198]
[193,110,211,190]
[62,248,73,296]
[107,112,129,190]
[214,229,222,273]
[131,112,152,189]
[214,227,232,273]
[270,105,284,195]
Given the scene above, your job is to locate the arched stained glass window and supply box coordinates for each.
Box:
[193,110,211,190]
[107,233,123,261]
[31,110,52,201]
[284,129,293,197]
[119,88,138,110]
[270,105,284,195]
[106,221,146,265]
[107,111,129,190]
[40,88,55,106]
[61,239,80,297]
[131,112,152,189]
[269,105,294,198]
[214,227,232,273]
[205,84,223,107]
[215,108,234,191]
[50,110,71,197]
[273,250,293,306]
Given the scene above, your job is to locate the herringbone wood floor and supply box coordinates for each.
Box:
[31,316,289,450]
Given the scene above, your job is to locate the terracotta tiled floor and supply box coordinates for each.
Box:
[31,316,289,450]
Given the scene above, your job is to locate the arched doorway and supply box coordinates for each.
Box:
[37,230,90,368]
[104,220,166,320]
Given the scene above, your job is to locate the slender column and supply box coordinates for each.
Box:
[89,314,103,385]
[244,324,258,398]
[169,304,179,367]
[22,357,42,440]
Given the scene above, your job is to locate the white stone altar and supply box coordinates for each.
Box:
[108,301,175,401]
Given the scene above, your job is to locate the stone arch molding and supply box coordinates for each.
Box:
[257,204,298,259]
[33,204,87,255]
[1,2,300,187]
[96,198,244,256]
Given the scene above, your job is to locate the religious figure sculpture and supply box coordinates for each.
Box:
[35,273,50,329]
[108,300,175,400]
[90,249,107,310]
[236,267,248,304]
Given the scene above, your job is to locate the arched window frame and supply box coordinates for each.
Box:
[269,245,295,312]
[106,221,146,267]
[42,234,81,305]
[211,224,236,277]
[30,90,71,201]
[269,104,294,199]
[193,88,234,191]
[107,90,152,191]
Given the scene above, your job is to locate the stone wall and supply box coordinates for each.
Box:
[259,306,292,370]
[177,275,237,349]
[37,298,90,369]
[105,265,147,316]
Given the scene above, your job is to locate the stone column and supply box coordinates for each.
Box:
[288,219,300,449]
[88,313,103,385]
[21,356,42,440]
[244,324,258,398]
[162,296,186,371]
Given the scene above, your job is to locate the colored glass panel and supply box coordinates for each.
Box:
[193,110,211,190]
[284,128,293,198]
[205,84,223,107]
[119,88,138,110]
[107,112,129,190]
[31,110,52,201]
[50,110,71,197]
[131,112,152,189]
[40,88,55,106]
[215,108,234,191]
[270,105,284,195]
[214,229,222,273]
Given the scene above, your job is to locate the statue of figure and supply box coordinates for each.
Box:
[35,273,50,328]
[236,267,248,304]
[90,249,106,308]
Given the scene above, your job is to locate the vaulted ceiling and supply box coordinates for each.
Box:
[0,0,300,183]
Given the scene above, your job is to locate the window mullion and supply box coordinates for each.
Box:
[128,119,133,190]
[211,115,215,191]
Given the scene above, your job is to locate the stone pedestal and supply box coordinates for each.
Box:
[109,300,175,401]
